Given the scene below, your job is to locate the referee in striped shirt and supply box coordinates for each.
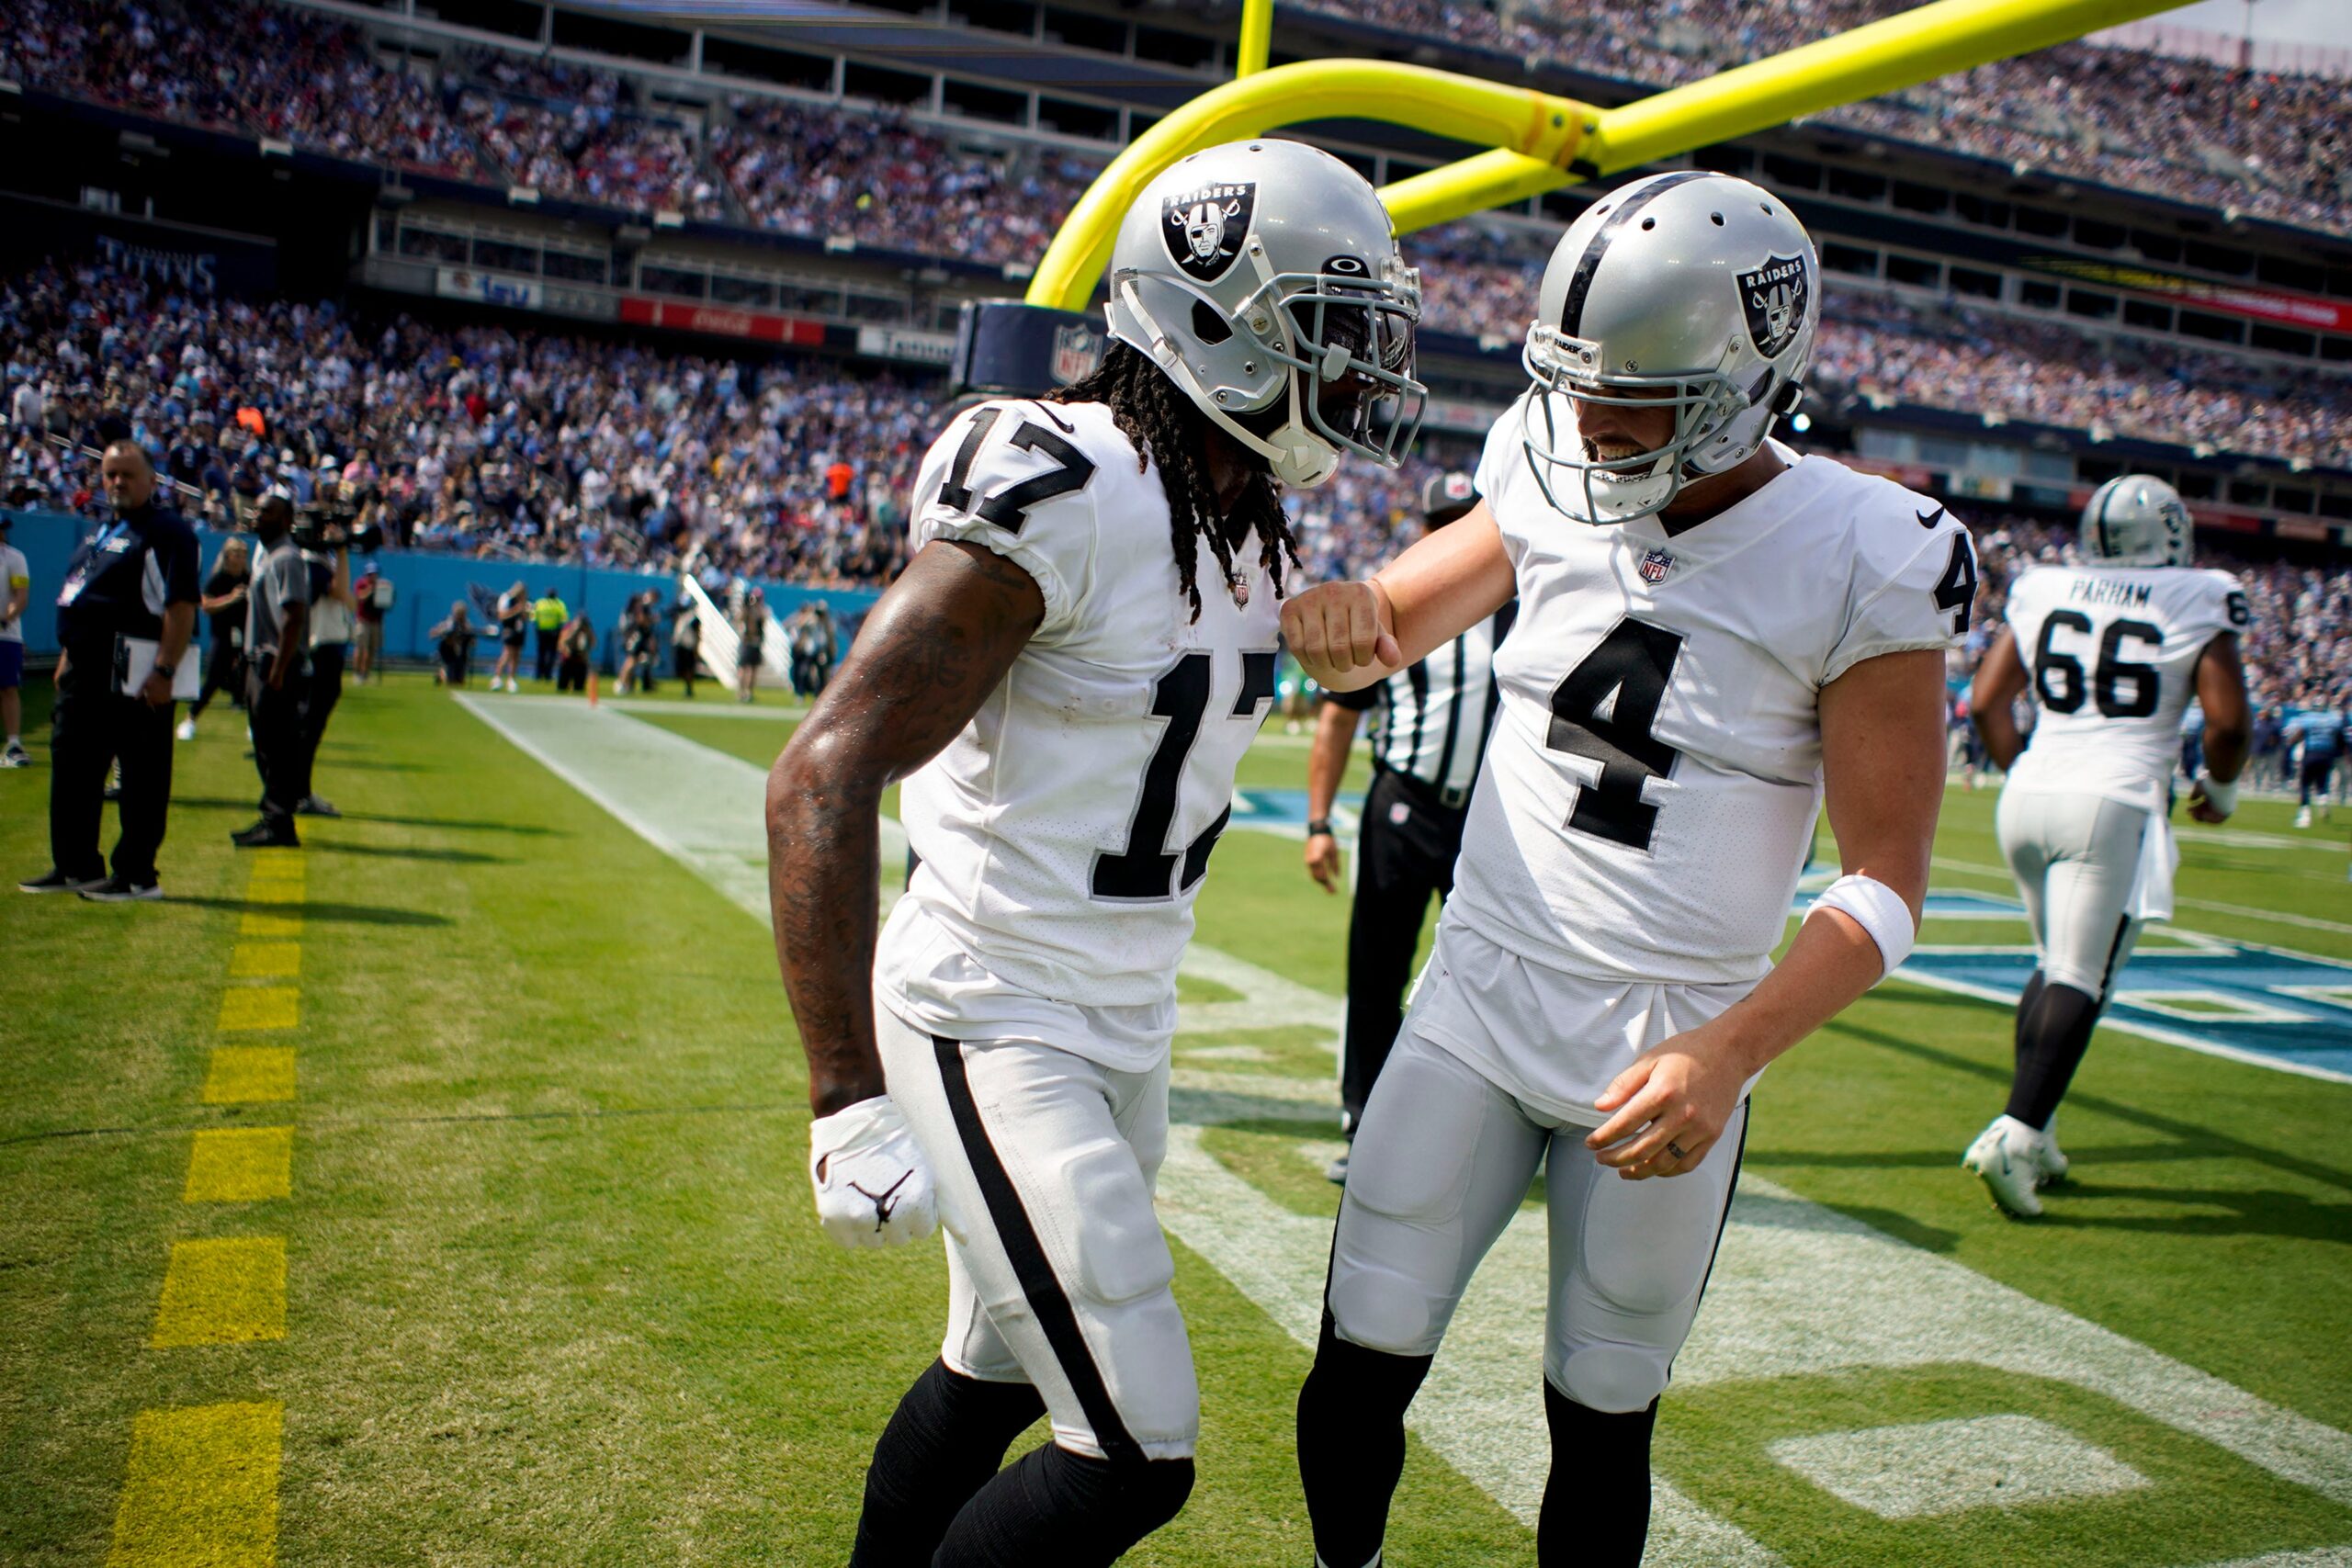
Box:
[1304,471,1516,1183]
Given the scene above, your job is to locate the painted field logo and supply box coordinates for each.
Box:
[1050,321,1102,387]
[1737,253,1809,357]
[1163,182,1256,282]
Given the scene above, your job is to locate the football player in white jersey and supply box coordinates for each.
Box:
[1281,170,1969,1567]
[1963,475,2249,1216]
[765,140,1423,1567]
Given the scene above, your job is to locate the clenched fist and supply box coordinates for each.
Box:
[1281,580,1400,692]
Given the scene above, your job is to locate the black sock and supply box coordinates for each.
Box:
[847,1360,1045,1568]
[1298,1314,1434,1568]
[1537,1384,1657,1568]
[933,1442,1193,1568]
[2006,977,2102,1130]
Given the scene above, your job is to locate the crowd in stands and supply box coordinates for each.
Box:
[1294,0,2352,235]
[0,261,930,589]
[712,99,1092,266]
[8,0,2346,259]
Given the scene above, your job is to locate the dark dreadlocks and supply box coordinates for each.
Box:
[1047,340,1298,623]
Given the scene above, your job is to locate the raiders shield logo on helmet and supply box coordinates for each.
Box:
[1736,254,1809,360]
[1050,321,1102,387]
[1163,181,1257,283]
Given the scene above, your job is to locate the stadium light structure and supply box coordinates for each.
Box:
[954,0,2197,394]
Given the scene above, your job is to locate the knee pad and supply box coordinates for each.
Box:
[1548,1344,1670,1416]
[1062,1141,1175,1309]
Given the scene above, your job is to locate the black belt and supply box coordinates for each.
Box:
[1380,767,1471,813]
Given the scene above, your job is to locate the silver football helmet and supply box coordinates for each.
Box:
[2080,474,2193,567]
[1521,170,1819,525]
[1105,139,1424,489]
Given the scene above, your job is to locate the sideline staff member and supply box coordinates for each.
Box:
[232,492,311,848]
[20,442,198,901]
[1303,472,1513,1181]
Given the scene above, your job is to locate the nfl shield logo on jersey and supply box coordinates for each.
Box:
[1639,548,1675,584]
[1051,322,1102,387]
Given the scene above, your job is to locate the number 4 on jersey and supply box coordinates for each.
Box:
[1545,619,1686,852]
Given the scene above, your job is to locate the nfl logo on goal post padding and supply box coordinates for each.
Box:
[1640,548,1675,584]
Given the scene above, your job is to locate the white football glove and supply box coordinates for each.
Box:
[2191,771,2239,818]
[808,1095,937,1249]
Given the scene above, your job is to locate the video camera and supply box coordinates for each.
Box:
[290,497,385,557]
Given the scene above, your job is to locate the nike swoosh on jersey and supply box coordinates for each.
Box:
[1916,507,1946,529]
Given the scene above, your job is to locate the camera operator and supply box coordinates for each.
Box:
[295,514,356,818]
[20,441,199,900]
[232,491,311,849]
[177,536,251,742]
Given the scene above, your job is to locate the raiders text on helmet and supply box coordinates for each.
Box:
[2080,474,2194,568]
[1520,170,1820,525]
[1105,139,1424,489]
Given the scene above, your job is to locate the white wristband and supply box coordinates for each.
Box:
[2194,772,2239,816]
[1805,873,1916,981]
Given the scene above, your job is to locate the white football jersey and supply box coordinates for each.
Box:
[876,398,1281,1069]
[2002,563,2245,809]
[1448,411,1975,989]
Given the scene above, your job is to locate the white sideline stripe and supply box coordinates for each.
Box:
[2197,1551,2352,1568]
[1935,856,2352,940]
[471,696,2352,1562]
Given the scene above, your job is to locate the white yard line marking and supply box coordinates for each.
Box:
[1934,856,2352,940]
[470,696,2352,1564]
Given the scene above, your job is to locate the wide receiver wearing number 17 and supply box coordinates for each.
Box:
[1282,170,1976,1568]
[765,139,1422,1567]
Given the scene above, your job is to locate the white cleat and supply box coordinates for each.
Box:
[2036,1120,2069,1184]
[175,718,197,741]
[2296,807,2314,829]
[1962,1117,2044,1218]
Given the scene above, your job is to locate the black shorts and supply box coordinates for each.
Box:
[2302,752,2336,792]
[502,631,527,649]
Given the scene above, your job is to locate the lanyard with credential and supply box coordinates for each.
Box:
[57,521,132,606]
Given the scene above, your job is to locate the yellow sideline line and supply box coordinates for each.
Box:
[115,852,306,1562]
[107,1403,283,1567]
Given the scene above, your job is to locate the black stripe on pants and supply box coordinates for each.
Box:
[931,1035,1143,1469]
[1340,770,1465,1129]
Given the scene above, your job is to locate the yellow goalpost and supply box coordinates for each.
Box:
[1023,0,2190,315]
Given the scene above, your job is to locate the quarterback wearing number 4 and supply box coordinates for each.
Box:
[766,141,1422,1567]
[1284,170,1976,1568]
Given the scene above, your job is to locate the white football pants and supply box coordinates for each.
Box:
[1996,788,2148,998]
[1327,1026,1747,1415]
[876,1005,1199,1463]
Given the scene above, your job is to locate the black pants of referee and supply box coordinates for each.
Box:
[1340,769,1467,1134]
[50,648,175,885]
[246,660,311,822]
[300,644,345,783]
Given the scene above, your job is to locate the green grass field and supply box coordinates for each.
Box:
[2,671,2346,1566]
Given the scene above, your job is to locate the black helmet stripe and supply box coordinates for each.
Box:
[2095,480,2117,558]
[1558,170,1713,340]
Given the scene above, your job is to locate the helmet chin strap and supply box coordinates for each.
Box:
[1118,278,1341,490]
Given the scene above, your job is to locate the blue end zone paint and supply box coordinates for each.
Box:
[1792,878,2352,1084]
